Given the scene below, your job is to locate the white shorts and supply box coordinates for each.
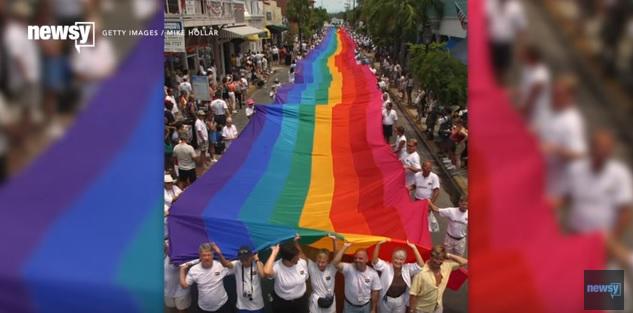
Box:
[379,294,406,313]
[164,293,191,310]
[443,235,466,256]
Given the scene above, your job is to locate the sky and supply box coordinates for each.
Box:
[315,0,348,13]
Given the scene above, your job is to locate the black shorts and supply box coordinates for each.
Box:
[272,292,308,313]
[383,124,393,139]
[489,41,512,75]
[215,114,227,126]
[178,168,197,184]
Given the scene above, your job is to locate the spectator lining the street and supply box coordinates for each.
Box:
[401,139,421,187]
[392,126,407,160]
[222,118,238,149]
[163,174,182,216]
[195,110,210,168]
[173,133,197,188]
[382,102,398,143]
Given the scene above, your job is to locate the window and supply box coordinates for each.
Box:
[266,12,272,21]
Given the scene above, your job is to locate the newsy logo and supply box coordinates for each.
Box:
[27,22,95,53]
[586,283,622,299]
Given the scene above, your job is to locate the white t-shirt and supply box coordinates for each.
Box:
[520,63,551,131]
[373,259,421,303]
[486,0,527,43]
[222,125,238,140]
[164,257,189,298]
[4,22,40,85]
[231,260,265,310]
[272,259,308,300]
[185,261,231,311]
[308,260,337,298]
[538,106,586,195]
[393,134,407,159]
[173,142,196,170]
[413,172,441,200]
[438,207,468,238]
[382,109,398,126]
[195,118,209,143]
[562,159,633,233]
[211,99,228,116]
[164,185,182,214]
[71,37,115,80]
[179,81,193,94]
[246,107,255,117]
[340,263,381,305]
[401,151,421,186]
[165,95,179,114]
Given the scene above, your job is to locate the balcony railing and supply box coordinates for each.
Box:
[165,0,241,19]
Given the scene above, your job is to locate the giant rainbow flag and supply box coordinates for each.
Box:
[168,29,435,265]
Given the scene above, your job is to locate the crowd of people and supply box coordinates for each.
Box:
[165,234,467,313]
[353,33,469,172]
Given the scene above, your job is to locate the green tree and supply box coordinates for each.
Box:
[408,42,467,108]
[285,0,311,43]
[360,0,442,62]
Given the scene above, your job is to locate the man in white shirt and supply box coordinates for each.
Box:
[392,126,407,160]
[372,241,424,313]
[195,110,210,167]
[556,130,633,238]
[165,247,191,313]
[429,196,468,256]
[224,246,266,313]
[332,242,381,313]
[263,242,309,313]
[486,0,527,82]
[179,77,193,95]
[400,139,421,187]
[211,95,229,126]
[165,88,179,118]
[222,118,239,149]
[518,46,551,132]
[538,76,586,196]
[179,243,233,313]
[172,134,197,187]
[382,103,398,143]
[410,161,440,203]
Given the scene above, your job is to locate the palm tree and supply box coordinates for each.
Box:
[285,0,311,45]
[360,0,442,63]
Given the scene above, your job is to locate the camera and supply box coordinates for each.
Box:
[242,292,253,301]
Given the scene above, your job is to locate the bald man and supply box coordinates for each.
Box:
[556,129,633,238]
[333,243,381,313]
[409,161,440,203]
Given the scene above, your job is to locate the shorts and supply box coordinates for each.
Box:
[489,41,512,75]
[198,141,209,153]
[178,168,197,183]
[165,293,191,310]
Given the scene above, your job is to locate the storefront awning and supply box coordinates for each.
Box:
[247,28,271,41]
[220,25,268,39]
[266,24,288,33]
